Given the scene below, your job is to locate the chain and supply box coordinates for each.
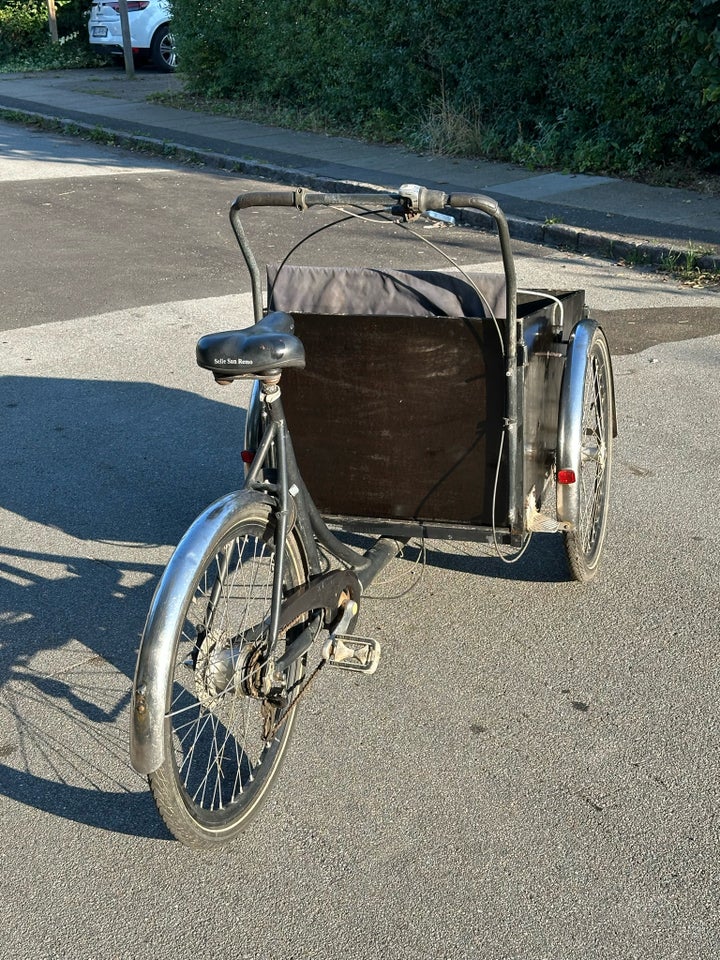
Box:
[265,655,327,741]
[264,589,356,740]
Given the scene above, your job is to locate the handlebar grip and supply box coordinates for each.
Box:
[421,188,450,211]
[231,190,298,211]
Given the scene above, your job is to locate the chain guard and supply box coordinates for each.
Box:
[193,568,361,707]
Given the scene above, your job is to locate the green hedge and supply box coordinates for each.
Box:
[172,0,718,173]
[0,0,90,60]
[0,1,47,58]
[680,0,720,106]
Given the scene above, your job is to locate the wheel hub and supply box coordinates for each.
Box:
[193,631,269,707]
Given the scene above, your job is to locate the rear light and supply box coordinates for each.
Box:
[241,450,255,464]
[109,1,150,10]
[557,469,576,485]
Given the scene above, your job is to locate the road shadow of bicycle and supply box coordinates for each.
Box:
[0,375,245,839]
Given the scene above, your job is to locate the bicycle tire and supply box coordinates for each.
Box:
[563,328,614,582]
[147,500,308,848]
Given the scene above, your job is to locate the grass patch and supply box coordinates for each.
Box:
[406,93,505,159]
[658,243,720,288]
[617,249,652,268]
[0,36,104,74]
[636,164,720,197]
[147,90,383,143]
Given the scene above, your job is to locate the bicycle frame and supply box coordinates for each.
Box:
[243,376,406,662]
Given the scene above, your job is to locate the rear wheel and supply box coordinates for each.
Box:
[148,502,309,848]
[150,24,176,71]
[563,329,613,582]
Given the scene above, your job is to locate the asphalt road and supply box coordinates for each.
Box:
[1,120,719,960]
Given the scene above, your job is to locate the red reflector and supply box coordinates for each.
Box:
[557,469,576,485]
[241,450,255,464]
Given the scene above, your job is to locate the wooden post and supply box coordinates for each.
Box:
[117,0,135,79]
[46,0,58,43]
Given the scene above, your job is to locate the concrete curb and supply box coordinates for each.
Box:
[4,105,720,272]
[459,208,720,271]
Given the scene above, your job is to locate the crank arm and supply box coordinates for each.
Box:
[262,568,362,677]
[274,613,322,673]
[270,569,361,675]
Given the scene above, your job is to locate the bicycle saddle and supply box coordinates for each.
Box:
[196,311,305,380]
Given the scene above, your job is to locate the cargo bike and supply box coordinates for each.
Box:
[130,184,617,848]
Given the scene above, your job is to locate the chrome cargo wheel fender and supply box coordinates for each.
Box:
[556,320,600,526]
[129,490,271,776]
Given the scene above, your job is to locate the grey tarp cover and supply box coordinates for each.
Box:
[266,264,507,319]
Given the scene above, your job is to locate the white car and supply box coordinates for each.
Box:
[88,0,176,72]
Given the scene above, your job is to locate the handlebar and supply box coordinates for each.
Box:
[230,184,502,218]
[230,184,517,337]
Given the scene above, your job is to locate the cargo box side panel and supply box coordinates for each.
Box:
[281,313,507,526]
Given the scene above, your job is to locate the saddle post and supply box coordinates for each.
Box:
[254,374,292,671]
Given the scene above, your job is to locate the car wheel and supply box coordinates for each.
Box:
[150,24,176,72]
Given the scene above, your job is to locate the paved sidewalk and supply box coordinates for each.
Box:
[1,67,719,265]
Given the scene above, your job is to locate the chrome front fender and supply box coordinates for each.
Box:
[129,489,270,775]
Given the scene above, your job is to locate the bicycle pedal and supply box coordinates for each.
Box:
[323,634,381,675]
